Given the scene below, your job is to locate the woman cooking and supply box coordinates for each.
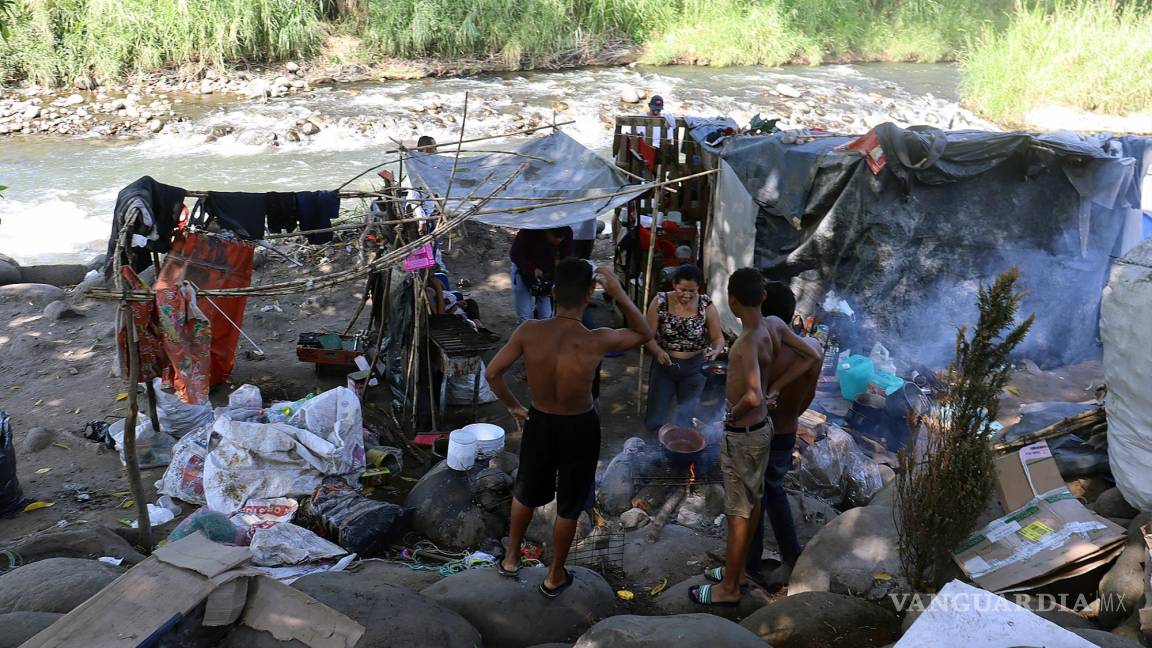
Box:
[644,264,725,432]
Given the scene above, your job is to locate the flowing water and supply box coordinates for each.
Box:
[0,63,968,264]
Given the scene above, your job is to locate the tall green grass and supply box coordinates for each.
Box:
[0,0,324,86]
[961,1,1152,124]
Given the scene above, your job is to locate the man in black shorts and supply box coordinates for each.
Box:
[487,258,651,597]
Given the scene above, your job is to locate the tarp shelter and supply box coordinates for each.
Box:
[404,131,645,229]
[705,124,1152,367]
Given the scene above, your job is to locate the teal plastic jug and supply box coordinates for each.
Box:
[837,355,874,401]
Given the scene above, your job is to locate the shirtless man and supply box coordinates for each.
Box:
[747,281,823,592]
[487,259,651,598]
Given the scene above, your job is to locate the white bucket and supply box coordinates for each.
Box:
[446,429,478,471]
[463,423,505,459]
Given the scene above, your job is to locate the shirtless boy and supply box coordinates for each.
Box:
[486,259,651,598]
[747,281,823,592]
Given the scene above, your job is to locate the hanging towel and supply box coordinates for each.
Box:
[104,176,187,278]
[204,191,267,240]
[296,190,339,244]
[266,191,299,234]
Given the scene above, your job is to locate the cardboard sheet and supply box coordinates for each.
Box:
[994,440,1066,512]
[153,531,253,578]
[952,488,1125,593]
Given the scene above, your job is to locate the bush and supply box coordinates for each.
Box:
[896,267,1033,591]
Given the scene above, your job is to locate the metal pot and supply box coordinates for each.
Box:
[700,359,728,377]
[658,424,706,469]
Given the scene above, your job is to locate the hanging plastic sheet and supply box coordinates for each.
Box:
[155,231,254,390]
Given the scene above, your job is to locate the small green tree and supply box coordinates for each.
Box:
[0,0,14,40]
[897,267,1034,591]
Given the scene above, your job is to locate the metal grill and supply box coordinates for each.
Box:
[427,315,501,355]
[633,453,724,487]
[567,526,624,578]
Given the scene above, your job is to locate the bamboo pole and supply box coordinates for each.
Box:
[120,309,153,552]
[637,165,664,415]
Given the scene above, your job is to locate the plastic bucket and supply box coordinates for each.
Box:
[446,430,478,471]
[836,355,874,401]
[463,423,505,459]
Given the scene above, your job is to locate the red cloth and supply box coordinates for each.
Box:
[117,267,167,382]
[154,282,212,404]
[634,136,657,172]
[155,232,254,391]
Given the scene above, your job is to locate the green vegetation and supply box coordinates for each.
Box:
[961,1,1152,124]
[0,0,1150,122]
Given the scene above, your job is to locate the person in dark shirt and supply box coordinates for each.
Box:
[509,226,573,324]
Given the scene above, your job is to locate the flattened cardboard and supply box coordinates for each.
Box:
[241,576,365,648]
[153,531,252,578]
[952,488,1126,593]
[203,577,250,627]
[994,440,1066,513]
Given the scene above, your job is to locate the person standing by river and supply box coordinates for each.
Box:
[509,226,573,324]
[643,264,725,432]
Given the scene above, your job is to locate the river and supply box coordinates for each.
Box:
[0,63,972,264]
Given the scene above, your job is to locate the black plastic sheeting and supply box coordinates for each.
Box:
[720,125,1152,368]
[0,412,25,517]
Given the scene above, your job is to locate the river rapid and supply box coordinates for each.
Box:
[0,63,981,264]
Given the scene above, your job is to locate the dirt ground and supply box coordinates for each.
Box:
[0,221,1104,546]
[0,223,654,544]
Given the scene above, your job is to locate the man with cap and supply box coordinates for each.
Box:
[646,95,675,147]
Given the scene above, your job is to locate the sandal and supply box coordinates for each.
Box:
[704,566,750,593]
[539,568,575,599]
[497,539,520,578]
[689,584,740,608]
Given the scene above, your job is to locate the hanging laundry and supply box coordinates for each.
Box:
[116,266,168,382]
[154,281,212,404]
[633,136,658,173]
[295,190,339,244]
[155,232,254,391]
[266,191,299,234]
[204,191,267,240]
[104,176,187,278]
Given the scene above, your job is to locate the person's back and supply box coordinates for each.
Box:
[518,318,604,414]
[760,315,822,433]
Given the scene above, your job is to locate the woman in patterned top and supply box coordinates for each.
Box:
[643,264,726,432]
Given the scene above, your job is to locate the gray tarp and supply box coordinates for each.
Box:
[404,131,644,229]
[707,124,1152,368]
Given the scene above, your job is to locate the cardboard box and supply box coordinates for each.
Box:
[951,488,1126,593]
[994,440,1066,513]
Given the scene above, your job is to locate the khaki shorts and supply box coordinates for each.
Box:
[720,422,774,518]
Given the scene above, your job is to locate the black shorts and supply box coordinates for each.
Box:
[513,407,600,520]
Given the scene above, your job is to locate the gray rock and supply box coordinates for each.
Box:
[0,525,146,566]
[788,505,905,602]
[869,481,896,507]
[210,123,235,138]
[0,260,21,285]
[62,94,84,106]
[242,80,271,99]
[1097,513,1152,629]
[741,591,900,648]
[0,283,65,305]
[18,264,87,287]
[43,300,82,321]
[344,558,444,591]
[1067,475,1111,504]
[574,614,765,648]
[0,611,63,648]
[0,558,123,614]
[619,87,641,104]
[84,254,107,272]
[222,570,480,648]
[237,130,277,146]
[775,83,804,98]
[147,119,164,133]
[285,62,300,73]
[406,461,498,550]
[21,427,53,453]
[651,575,771,622]
[623,524,724,589]
[620,507,649,530]
[489,451,519,476]
[300,121,320,136]
[526,499,593,556]
[1091,488,1140,521]
[598,438,646,514]
[74,75,96,90]
[1069,628,1145,648]
[22,105,40,121]
[421,566,614,648]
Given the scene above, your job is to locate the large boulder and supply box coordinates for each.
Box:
[0,611,63,648]
[623,524,725,589]
[649,575,771,622]
[766,491,839,549]
[574,614,766,648]
[1097,513,1152,629]
[0,260,20,286]
[343,558,444,591]
[421,566,615,648]
[740,591,900,648]
[1091,488,1140,521]
[18,264,87,287]
[0,558,123,614]
[597,437,647,515]
[0,525,146,566]
[788,505,904,602]
[221,570,480,648]
[0,283,65,306]
[1069,628,1146,648]
[406,461,503,550]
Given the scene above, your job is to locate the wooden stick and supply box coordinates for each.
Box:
[647,487,685,544]
[993,407,1106,453]
[144,381,161,434]
[121,311,153,552]
[637,165,663,415]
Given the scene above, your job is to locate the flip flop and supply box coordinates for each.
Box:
[689,584,740,608]
[704,566,750,593]
[539,568,575,599]
[497,560,520,578]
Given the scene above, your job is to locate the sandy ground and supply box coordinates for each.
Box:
[0,223,654,544]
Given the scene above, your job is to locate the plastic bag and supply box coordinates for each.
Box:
[304,482,409,557]
[156,424,215,504]
[169,507,245,545]
[109,416,175,469]
[151,378,213,436]
[250,522,346,566]
[597,437,647,515]
[446,361,498,406]
[0,412,25,516]
[228,384,263,410]
[795,426,883,508]
[870,343,897,374]
[230,497,300,543]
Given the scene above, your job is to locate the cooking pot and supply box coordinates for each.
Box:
[700,359,728,377]
[658,424,706,468]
